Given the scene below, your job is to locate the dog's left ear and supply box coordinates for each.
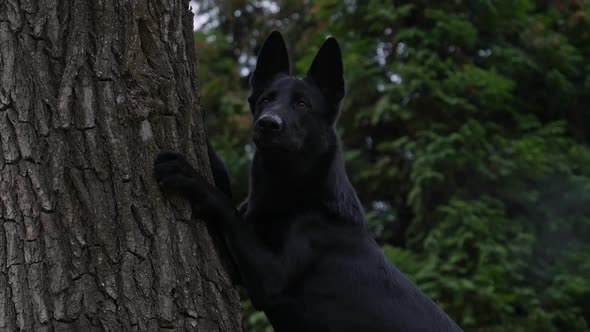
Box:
[306,37,345,108]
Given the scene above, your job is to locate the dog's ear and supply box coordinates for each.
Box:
[306,37,345,107]
[250,31,291,91]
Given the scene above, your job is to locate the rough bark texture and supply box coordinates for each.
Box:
[0,0,241,330]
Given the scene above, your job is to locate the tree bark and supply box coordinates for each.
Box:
[0,0,241,331]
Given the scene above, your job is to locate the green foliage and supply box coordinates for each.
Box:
[193,0,590,330]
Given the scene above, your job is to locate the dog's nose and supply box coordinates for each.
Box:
[255,114,283,134]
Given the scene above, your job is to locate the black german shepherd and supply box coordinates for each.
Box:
[154,31,462,332]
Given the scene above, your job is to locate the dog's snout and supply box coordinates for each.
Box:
[256,114,283,134]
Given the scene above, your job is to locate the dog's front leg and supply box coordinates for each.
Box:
[154,150,310,309]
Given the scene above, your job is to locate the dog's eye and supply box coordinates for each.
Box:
[258,98,270,108]
[295,100,307,110]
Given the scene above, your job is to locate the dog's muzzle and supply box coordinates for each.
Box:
[255,114,283,135]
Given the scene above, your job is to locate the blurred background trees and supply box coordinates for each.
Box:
[190,0,590,330]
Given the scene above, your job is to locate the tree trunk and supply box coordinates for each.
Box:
[0,0,241,330]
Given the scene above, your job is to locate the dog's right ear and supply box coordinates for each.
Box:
[249,31,291,91]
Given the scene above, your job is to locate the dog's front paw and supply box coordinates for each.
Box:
[154,149,203,197]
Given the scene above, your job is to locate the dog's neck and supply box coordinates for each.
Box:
[247,144,365,225]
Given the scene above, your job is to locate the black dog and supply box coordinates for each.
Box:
[154,31,462,332]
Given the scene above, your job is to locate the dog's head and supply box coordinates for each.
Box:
[248,31,345,158]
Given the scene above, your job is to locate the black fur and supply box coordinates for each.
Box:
[154,31,462,332]
[206,137,232,199]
